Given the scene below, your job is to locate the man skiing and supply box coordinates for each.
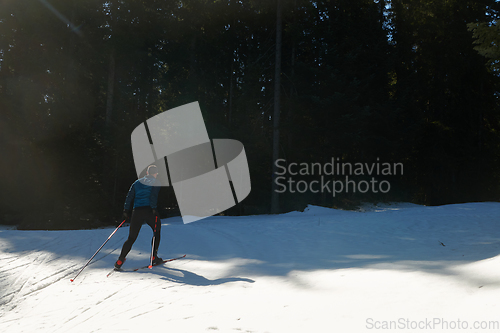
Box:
[115,165,162,269]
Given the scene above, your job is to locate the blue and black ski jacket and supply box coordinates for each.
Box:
[124,175,161,210]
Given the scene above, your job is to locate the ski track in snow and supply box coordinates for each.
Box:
[0,202,500,332]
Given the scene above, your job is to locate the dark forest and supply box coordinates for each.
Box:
[1,0,500,229]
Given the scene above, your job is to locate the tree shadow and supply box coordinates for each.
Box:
[2,202,500,296]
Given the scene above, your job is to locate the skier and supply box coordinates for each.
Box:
[115,165,162,269]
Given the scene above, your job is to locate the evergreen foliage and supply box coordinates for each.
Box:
[0,0,499,229]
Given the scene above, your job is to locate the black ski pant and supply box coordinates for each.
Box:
[119,207,161,259]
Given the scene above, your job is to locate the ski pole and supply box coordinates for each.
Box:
[148,215,158,269]
[70,219,126,282]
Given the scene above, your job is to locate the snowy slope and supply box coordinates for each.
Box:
[1,202,500,332]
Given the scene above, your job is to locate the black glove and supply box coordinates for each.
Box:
[152,208,159,217]
[122,210,129,220]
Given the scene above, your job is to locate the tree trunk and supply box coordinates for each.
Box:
[105,50,115,126]
[271,0,282,214]
[229,58,234,127]
[379,0,385,29]
[104,49,117,210]
[287,42,295,160]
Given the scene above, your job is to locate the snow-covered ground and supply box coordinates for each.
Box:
[1,202,500,332]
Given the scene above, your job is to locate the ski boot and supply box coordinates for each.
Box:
[114,257,126,270]
[152,256,163,266]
